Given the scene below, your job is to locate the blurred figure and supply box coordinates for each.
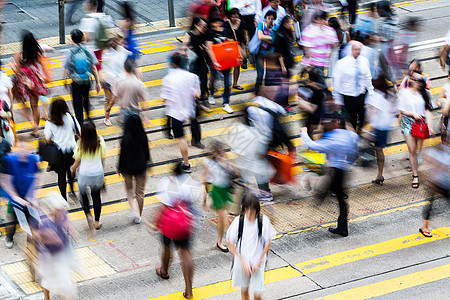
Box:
[44,98,80,200]
[227,194,276,300]
[117,1,141,61]
[398,72,434,189]
[439,29,450,71]
[229,0,261,39]
[161,53,202,174]
[352,2,378,39]
[71,121,106,233]
[340,0,358,25]
[327,16,349,78]
[66,0,83,25]
[64,29,101,126]
[274,16,295,79]
[181,17,210,104]
[100,34,131,126]
[300,115,359,237]
[97,0,104,12]
[437,71,450,146]
[399,59,431,90]
[225,8,249,90]
[258,0,286,31]
[12,30,49,137]
[0,65,15,146]
[0,59,13,109]
[254,10,276,93]
[155,162,205,299]
[116,58,147,123]
[301,10,338,82]
[301,0,328,29]
[2,137,40,249]
[35,193,78,300]
[118,114,150,224]
[365,75,395,185]
[377,0,398,60]
[206,15,235,114]
[263,53,292,113]
[201,140,238,252]
[333,41,374,132]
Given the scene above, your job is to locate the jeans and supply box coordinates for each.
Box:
[255,54,265,93]
[329,168,348,232]
[71,82,91,126]
[222,68,231,105]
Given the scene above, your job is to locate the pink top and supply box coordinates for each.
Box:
[301,24,338,67]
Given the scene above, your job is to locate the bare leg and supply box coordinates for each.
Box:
[41,100,49,120]
[375,147,385,179]
[217,209,226,248]
[104,89,116,123]
[29,96,40,134]
[404,135,419,184]
[421,219,430,233]
[161,245,171,275]
[178,248,194,298]
[241,288,250,300]
[178,137,189,166]
[254,293,263,300]
[43,288,51,300]
[233,66,240,87]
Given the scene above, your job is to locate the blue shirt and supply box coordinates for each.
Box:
[300,129,359,170]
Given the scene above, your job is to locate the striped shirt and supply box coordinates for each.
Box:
[301,24,338,67]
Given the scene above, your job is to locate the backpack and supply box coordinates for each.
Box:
[69,46,93,84]
[87,15,110,50]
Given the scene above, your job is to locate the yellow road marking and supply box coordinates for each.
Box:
[296,227,450,274]
[149,266,302,300]
[320,263,450,300]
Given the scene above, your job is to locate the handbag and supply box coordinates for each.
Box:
[411,117,430,140]
[211,40,241,70]
[38,140,62,166]
[227,20,248,60]
[248,23,265,55]
[156,200,194,241]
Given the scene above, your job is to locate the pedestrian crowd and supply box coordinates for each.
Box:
[0,0,449,299]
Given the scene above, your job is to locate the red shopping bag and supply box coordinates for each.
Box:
[411,117,430,140]
[156,201,193,241]
[267,150,295,184]
[211,40,241,71]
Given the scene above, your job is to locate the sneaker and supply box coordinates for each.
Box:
[5,237,13,249]
[208,96,216,105]
[223,104,234,114]
[181,164,192,173]
[191,141,206,149]
[134,217,142,224]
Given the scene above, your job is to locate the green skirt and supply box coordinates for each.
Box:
[209,185,232,210]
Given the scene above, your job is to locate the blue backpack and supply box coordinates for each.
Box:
[69,46,93,84]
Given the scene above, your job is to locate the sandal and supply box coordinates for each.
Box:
[156,266,169,279]
[104,119,112,127]
[232,85,244,90]
[183,292,193,299]
[419,228,432,238]
[412,175,419,189]
[94,221,102,230]
[30,131,40,138]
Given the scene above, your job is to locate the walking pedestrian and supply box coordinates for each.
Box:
[227,194,276,300]
[300,115,359,237]
[181,17,210,104]
[117,1,141,61]
[115,58,147,123]
[273,15,295,79]
[66,0,83,25]
[118,114,150,224]
[201,140,238,252]
[155,162,205,299]
[34,193,78,300]
[2,137,40,249]
[366,76,395,185]
[340,0,358,25]
[257,0,286,31]
[63,29,101,126]
[229,0,261,39]
[206,15,235,114]
[327,17,349,77]
[44,98,80,200]
[255,10,276,93]
[12,31,49,137]
[352,3,378,40]
[398,72,434,189]
[71,121,106,233]
[333,41,374,132]
[301,10,338,82]
[100,34,131,126]
[161,53,203,174]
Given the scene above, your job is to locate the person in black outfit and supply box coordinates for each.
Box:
[300,67,327,136]
[274,15,295,79]
[341,0,358,25]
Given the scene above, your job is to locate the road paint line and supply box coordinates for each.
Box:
[320,263,450,300]
[149,266,302,300]
[296,227,450,274]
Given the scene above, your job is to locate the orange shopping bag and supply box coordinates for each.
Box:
[211,40,241,71]
[267,150,295,184]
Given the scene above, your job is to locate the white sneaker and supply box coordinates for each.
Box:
[5,238,13,249]
[223,104,234,114]
[208,96,216,105]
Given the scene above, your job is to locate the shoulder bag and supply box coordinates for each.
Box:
[411,117,430,140]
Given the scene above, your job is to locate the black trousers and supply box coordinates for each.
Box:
[97,0,105,12]
[166,116,201,144]
[341,0,358,24]
[72,82,91,126]
[343,93,366,131]
[330,168,348,232]
[195,58,209,101]
[81,189,102,221]
[55,151,75,200]
[241,14,256,40]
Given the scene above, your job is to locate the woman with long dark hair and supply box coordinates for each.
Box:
[274,15,295,79]
[71,121,106,233]
[398,71,434,188]
[12,30,49,137]
[118,114,150,224]
[44,98,80,200]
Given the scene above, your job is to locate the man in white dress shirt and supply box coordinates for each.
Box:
[257,0,286,31]
[229,0,261,39]
[333,41,374,131]
[161,53,202,173]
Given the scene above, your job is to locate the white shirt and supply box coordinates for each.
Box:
[157,174,204,207]
[229,0,261,17]
[160,68,200,122]
[227,214,276,265]
[247,96,286,139]
[258,5,286,30]
[333,55,374,105]
[101,46,131,87]
[397,88,427,116]
[366,90,396,130]
[0,72,12,107]
[79,12,104,51]
[44,113,80,153]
